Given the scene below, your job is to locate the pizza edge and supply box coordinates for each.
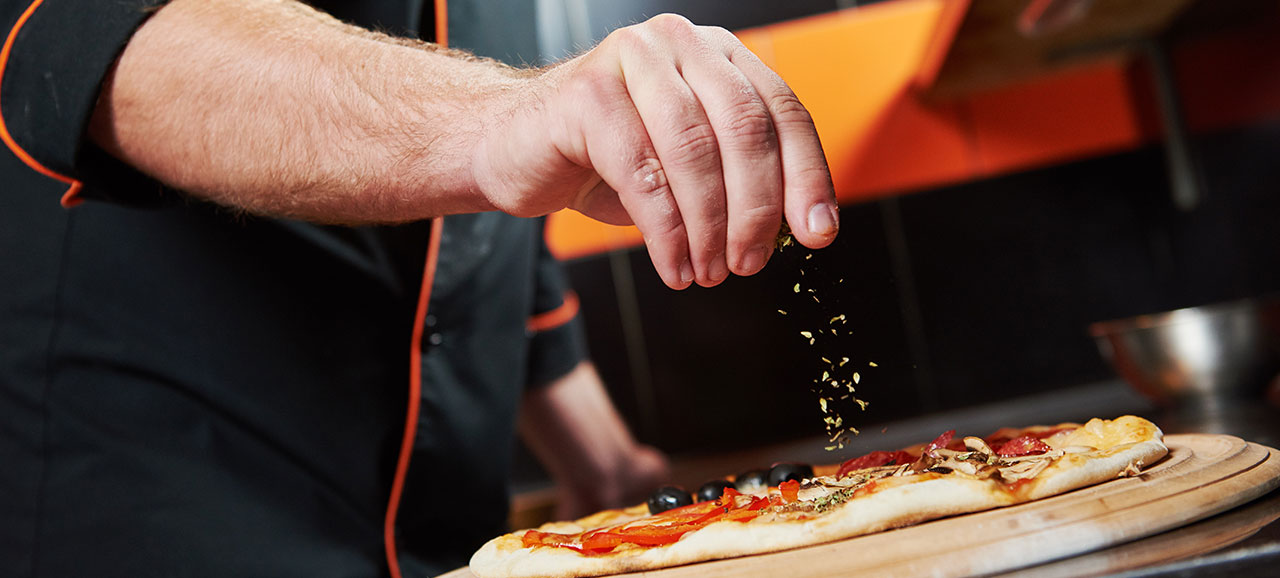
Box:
[469,416,1167,578]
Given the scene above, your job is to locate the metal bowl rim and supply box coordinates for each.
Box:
[1088,295,1280,338]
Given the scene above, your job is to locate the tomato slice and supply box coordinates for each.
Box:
[582,529,682,552]
[522,529,578,549]
[525,485,771,555]
[779,479,800,503]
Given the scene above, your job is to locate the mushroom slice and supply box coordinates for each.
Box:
[963,436,995,456]
[998,456,1054,483]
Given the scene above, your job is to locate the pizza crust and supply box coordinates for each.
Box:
[470,416,1167,578]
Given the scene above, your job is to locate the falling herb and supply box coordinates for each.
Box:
[775,222,796,250]
[775,228,871,453]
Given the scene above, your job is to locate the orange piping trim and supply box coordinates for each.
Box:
[0,0,85,207]
[384,5,449,577]
[526,291,580,333]
[384,216,443,578]
[433,0,448,47]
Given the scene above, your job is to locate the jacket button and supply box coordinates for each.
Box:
[428,333,444,346]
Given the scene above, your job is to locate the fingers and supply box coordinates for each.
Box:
[676,36,784,277]
[565,68,694,289]
[719,35,838,249]
[615,23,732,286]
[563,15,836,289]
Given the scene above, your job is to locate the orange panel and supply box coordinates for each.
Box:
[547,0,1280,261]
[545,209,644,261]
[839,95,974,200]
[966,63,1144,177]
[767,0,963,204]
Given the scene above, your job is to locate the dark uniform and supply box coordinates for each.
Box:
[0,1,584,576]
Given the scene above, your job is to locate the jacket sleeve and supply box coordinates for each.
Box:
[524,222,588,389]
[0,0,164,205]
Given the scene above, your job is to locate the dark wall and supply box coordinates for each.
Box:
[566,120,1280,458]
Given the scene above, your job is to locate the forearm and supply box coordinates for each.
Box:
[519,363,669,516]
[88,0,520,222]
[89,1,839,289]
[521,363,636,488]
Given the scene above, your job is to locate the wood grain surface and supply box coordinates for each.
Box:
[439,434,1280,578]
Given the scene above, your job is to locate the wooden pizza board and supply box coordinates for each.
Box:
[438,434,1280,578]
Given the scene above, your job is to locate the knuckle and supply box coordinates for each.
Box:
[736,203,782,228]
[791,163,835,192]
[667,122,721,168]
[647,13,696,36]
[604,24,651,54]
[729,204,782,249]
[630,155,671,199]
[697,214,730,247]
[719,101,777,149]
[700,25,735,41]
[627,158,685,239]
[768,93,815,126]
[646,209,685,243]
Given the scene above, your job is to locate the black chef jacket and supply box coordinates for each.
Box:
[0,1,586,577]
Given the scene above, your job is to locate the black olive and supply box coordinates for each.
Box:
[767,462,814,487]
[733,468,768,491]
[695,480,736,502]
[646,486,693,515]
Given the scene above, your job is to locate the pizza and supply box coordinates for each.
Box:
[469,415,1167,578]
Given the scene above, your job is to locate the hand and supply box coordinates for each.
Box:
[554,443,671,520]
[473,14,838,289]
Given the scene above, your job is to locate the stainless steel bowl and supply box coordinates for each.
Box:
[1089,297,1280,407]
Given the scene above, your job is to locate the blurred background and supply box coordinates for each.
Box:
[445,0,1280,489]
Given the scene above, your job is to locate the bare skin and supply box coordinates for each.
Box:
[89,0,838,289]
[519,362,670,520]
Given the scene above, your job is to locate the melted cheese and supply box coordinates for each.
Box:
[1047,416,1159,452]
